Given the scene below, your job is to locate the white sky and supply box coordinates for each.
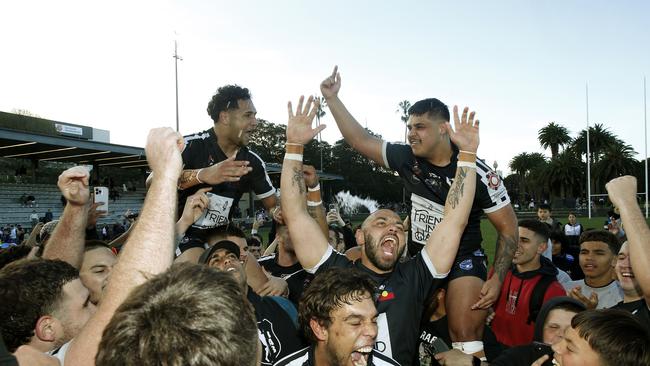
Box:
[1,0,648,174]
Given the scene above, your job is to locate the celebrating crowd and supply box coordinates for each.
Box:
[1,67,649,366]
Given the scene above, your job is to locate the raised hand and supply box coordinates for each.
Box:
[57,166,90,206]
[320,65,341,100]
[446,106,480,153]
[286,95,325,145]
[179,187,212,228]
[199,154,253,185]
[145,127,184,181]
[606,176,637,208]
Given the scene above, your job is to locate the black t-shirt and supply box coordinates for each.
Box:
[383,142,510,256]
[248,288,305,365]
[258,254,314,305]
[612,299,650,329]
[179,128,275,230]
[308,246,446,366]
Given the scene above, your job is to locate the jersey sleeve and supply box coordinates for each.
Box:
[247,150,276,199]
[398,250,447,303]
[306,246,352,274]
[382,141,414,172]
[476,159,511,213]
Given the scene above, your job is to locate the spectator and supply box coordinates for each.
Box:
[8,226,17,244]
[96,263,259,366]
[491,219,566,347]
[30,211,39,227]
[550,230,580,280]
[563,213,583,249]
[551,309,650,366]
[565,230,623,309]
[26,195,36,208]
[537,204,561,232]
[201,239,304,364]
[79,240,117,305]
[19,193,28,207]
[610,241,649,328]
[44,209,53,223]
[275,267,399,365]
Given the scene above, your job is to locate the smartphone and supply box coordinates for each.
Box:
[94,186,109,213]
[328,203,338,213]
[531,342,554,366]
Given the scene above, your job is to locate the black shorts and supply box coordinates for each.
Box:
[447,250,488,282]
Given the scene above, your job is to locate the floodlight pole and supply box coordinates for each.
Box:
[586,83,592,219]
[643,76,648,219]
[173,39,183,132]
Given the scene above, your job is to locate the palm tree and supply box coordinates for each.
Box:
[315,97,328,170]
[538,122,571,159]
[571,123,617,164]
[593,141,638,190]
[509,152,547,202]
[541,149,584,199]
[396,100,411,142]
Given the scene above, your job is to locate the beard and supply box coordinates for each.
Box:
[364,232,404,272]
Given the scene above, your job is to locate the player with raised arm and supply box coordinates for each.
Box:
[280,95,479,365]
[320,66,517,356]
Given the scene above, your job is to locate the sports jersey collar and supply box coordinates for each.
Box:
[208,127,249,157]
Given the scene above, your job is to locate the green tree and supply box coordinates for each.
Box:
[571,123,618,164]
[396,100,411,142]
[541,149,584,199]
[248,119,286,164]
[538,122,571,159]
[593,141,638,189]
[509,152,547,202]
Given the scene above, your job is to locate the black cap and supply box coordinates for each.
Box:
[200,240,241,264]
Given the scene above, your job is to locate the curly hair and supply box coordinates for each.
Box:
[206,85,251,123]
[299,267,377,343]
[0,259,79,352]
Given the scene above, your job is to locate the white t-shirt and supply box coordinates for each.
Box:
[46,340,71,365]
[564,280,624,309]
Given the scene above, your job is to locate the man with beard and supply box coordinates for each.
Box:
[280,95,479,365]
[276,267,399,366]
[320,67,517,358]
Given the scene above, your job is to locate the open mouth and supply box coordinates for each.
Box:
[380,236,398,257]
[620,271,635,278]
[583,264,596,271]
[351,346,372,366]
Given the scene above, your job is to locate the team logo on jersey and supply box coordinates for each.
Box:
[487,172,501,190]
[378,289,395,302]
[459,259,473,271]
[258,319,281,365]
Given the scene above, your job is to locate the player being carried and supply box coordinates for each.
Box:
[280,94,480,365]
[320,66,518,357]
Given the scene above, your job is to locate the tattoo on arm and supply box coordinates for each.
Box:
[178,170,196,188]
[447,167,468,209]
[291,167,306,195]
[493,233,517,281]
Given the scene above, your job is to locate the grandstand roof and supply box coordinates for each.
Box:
[0,127,148,169]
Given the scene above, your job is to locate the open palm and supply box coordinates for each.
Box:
[447,105,480,153]
[286,95,326,144]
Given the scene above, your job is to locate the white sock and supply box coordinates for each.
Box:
[451,341,484,355]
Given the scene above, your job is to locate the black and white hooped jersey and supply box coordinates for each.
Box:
[382,141,510,257]
[275,346,401,366]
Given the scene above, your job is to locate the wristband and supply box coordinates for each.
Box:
[457,161,477,168]
[308,184,320,192]
[307,189,321,202]
[196,168,204,184]
[459,150,477,155]
[285,143,304,154]
[307,200,322,206]
[284,153,303,161]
